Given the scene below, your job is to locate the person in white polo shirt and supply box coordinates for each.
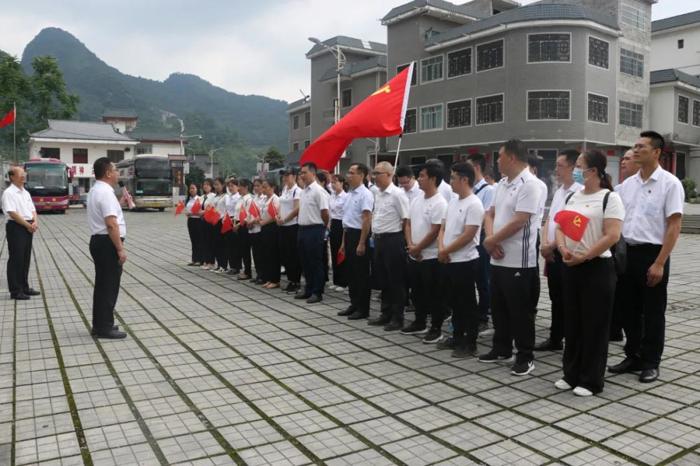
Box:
[609,131,684,383]
[480,139,543,376]
[2,166,40,300]
[87,157,127,339]
[425,158,454,203]
[396,166,423,205]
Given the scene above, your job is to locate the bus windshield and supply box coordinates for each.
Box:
[135,179,171,196]
[135,158,170,179]
[25,164,68,196]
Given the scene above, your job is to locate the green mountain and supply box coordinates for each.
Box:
[20,27,288,151]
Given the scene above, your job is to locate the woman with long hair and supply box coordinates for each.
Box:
[235,179,253,280]
[248,179,266,284]
[329,173,348,291]
[554,150,624,396]
[259,179,281,289]
[199,179,216,270]
[210,177,229,273]
[185,183,203,266]
[277,169,302,293]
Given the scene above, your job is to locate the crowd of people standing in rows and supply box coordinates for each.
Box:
[182,130,684,397]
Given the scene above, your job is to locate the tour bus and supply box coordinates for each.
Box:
[24,158,71,213]
[116,154,171,211]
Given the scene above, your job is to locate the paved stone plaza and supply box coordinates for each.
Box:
[0,209,699,465]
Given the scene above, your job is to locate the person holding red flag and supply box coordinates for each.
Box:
[554,150,625,396]
[184,183,204,266]
[248,179,266,284]
[225,178,241,275]
[277,169,302,293]
[199,179,216,270]
[259,179,281,289]
[235,179,254,280]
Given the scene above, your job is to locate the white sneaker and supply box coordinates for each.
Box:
[573,386,593,397]
[554,379,572,390]
[215,268,227,274]
[201,264,210,270]
[210,267,220,273]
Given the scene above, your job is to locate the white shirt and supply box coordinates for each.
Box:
[186,196,202,218]
[236,193,252,223]
[261,194,280,222]
[546,182,583,242]
[403,181,423,206]
[248,194,266,233]
[491,168,542,268]
[559,190,625,258]
[2,184,36,221]
[200,192,215,211]
[473,179,495,211]
[409,192,447,260]
[372,183,409,234]
[298,181,329,226]
[225,192,241,217]
[533,176,548,231]
[438,180,453,203]
[443,194,485,263]
[342,184,374,229]
[616,166,684,245]
[212,193,227,216]
[87,180,126,237]
[279,184,301,226]
[329,190,348,221]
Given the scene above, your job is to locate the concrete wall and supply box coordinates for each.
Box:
[27,141,137,179]
[651,27,700,75]
[649,85,676,135]
[673,87,700,146]
[288,106,311,153]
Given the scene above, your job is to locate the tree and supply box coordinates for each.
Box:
[264,147,285,170]
[29,56,79,122]
[185,165,205,187]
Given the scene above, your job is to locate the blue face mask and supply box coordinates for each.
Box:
[572,168,585,185]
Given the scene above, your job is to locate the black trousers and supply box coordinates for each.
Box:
[408,258,446,330]
[260,223,281,283]
[6,221,33,296]
[187,217,204,263]
[623,244,670,369]
[201,220,216,264]
[546,251,565,343]
[610,272,626,337]
[298,224,325,296]
[90,235,123,333]
[330,219,348,287]
[562,257,616,394]
[490,265,539,362]
[227,230,241,271]
[476,240,491,324]
[214,222,228,269]
[374,232,407,323]
[279,224,301,283]
[443,259,479,346]
[344,228,370,313]
[250,232,263,278]
[237,227,252,276]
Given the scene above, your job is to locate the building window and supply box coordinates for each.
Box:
[342,89,352,107]
[528,91,570,120]
[676,152,686,179]
[677,39,684,49]
[528,33,570,62]
[136,143,153,155]
[588,37,609,69]
[621,1,649,31]
[588,94,609,123]
[304,111,310,127]
[619,101,643,127]
[476,94,504,124]
[447,100,472,128]
[397,64,417,85]
[293,142,299,151]
[420,104,443,131]
[620,49,644,77]
[293,115,299,130]
[107,150,124,163]
[678,96,689,124]
[304,140,310,148]
[410,156,426,165]
[447,48,471,77]
[420,56,443,83]
[40,147,60,158]
[477,40,504,71]
[693,100,700,126]
[73,148,88,164]
[404,109,417,134]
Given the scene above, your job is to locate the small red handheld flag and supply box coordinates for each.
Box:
[249,201,261,219]
[337,247,346,265]
[191,198,202,215]
[267,200,278,219]
[203,206,221,225]
[174,200,185,216]
[238,204,247,223]
[0,108,15,129]
[221,213,233,233]
[554,210,589,242]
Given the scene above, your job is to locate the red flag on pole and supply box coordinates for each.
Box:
[249,201,261,219]
[221,213,233,233]
[267,200,278,219]
[299,63,415,171]
[0,108,15,129]
[174,200,185,216]
[554,210,589,242]
[203,206,221,225]
[191,198,202,215]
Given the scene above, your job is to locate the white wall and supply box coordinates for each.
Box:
[149,142,181,156]
[27,141,137,178]
[649,85,675,134]
[651,28,700,74]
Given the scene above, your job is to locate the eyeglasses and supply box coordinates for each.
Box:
[372,171,389,176]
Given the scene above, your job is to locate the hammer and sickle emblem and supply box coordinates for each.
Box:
[372,84,391,96]
[573,215,582,228]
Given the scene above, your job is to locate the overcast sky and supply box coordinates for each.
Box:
[1,0,697,102]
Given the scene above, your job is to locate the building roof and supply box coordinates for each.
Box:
[128,130,182,143]
[652,9,700,33]
[102,109,138,119]
[319,55,388,82]
[306,36,386,58]
[650,68,700,89]
[426,3,619,48]
[31,120,137,142]
[382,0,487,25]
[287,97,311,111]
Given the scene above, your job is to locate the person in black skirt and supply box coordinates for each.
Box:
[260,178,281,288]
[235,179,254,280]
[329,173,348,291]
[199,179,216,270]
[185,183,203,266]
[211,177,229,273]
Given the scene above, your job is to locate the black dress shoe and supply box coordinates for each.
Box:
[608,357,642,374]
[306,294,322,304]
[348,311,369,320]
[284,282,299,293]
[91,325,119,336]
[294,291,311,300]
[94,329,127,339]
[639,368,659,383]
[24,288,41,296]
[11,293,30,300]
[337,307,355,317]
[254,278,264,285]
[534,339,563,351]
[384,321,403,331]
[368,316,391,326]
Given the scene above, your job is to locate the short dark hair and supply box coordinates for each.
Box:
[203,178,214,189]
[424,158,445,182]
[451,162,475,187]
[466,153,486,172]
[301,162,318,173]
[262,177,278,190]
[93,157,113,179]
[227,177,238,186]
[317,170,328,185]
[559,149,579,167]
[501,139,528,162]
[420,163,442,188]
[351,163,369,179]
[395,166,413,178]
[640,130,665,151]
[527,155,540,169]
[238,178,252,191]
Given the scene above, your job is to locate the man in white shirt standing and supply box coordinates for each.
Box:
[536,150,582,351]
[2,166,40,300]
[369,162,410,331]
[425,159,454,203]
[609,131,684,383]
[396,166,422,205]
[87,158,127,339]
[480,140,543,376]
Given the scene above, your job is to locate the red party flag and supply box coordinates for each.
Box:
[203,206,221,225]
[238,204,247,223]
[299,62,415,171]
[249,201,261,219]
[337,247,346,265]
[174,200,185,216]
[0,107,15,129]
[267,200,278,219]
[191,198,202,215]
[554,210,589,242]
[221,213,233,233]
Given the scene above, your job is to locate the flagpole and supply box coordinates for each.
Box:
[393,134,403,168]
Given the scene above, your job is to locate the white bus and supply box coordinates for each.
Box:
[116,154,171,211]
